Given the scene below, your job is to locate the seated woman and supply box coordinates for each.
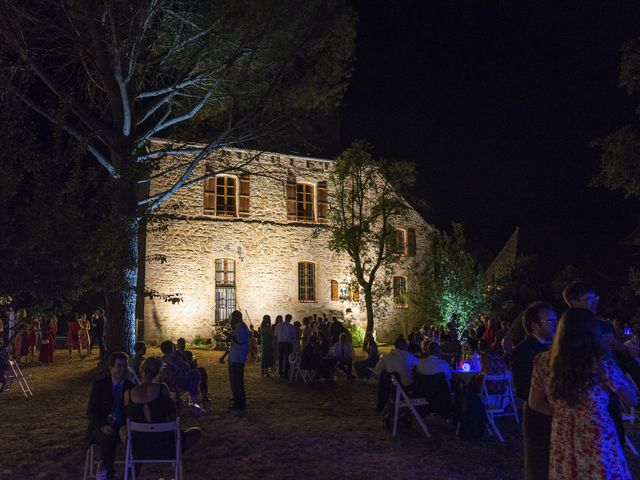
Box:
[478,338,507,394]
[354,332,380,380]
[120,356,201,465]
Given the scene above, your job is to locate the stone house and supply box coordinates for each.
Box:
[142,142,433,342]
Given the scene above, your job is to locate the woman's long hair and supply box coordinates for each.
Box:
[549,308,610,407]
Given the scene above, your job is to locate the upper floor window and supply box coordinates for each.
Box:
[204,174,250,217]
[331,280,360,302]
[297,183,315,222]
[393,276,408,308]
[392,228,407,255]
[286,180,328,223]
[298,262,316,302]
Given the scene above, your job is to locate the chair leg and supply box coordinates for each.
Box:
[392,387,400,437]
[626,435,639,457]
[487,414,504,442]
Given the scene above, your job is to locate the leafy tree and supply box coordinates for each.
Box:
[0,93,112,313]
[326,141,415,334]
[594,39,640,295]
[485,255,545,326]
[0,1,355,352]
[408,223,484,339]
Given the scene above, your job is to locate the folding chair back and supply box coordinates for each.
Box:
[124,418,182,480]
[481,372,518,442]
[623,374,639,457]
[388,375,431,438]
[2,359,33,397]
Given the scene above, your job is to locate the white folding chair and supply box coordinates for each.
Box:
[389,375,431,438]
[288,352,313,384]
[83,444,125,480]
[481,372,519,443]
[124,418,182,480]
[623,374,639,457]
[1,359,33,397]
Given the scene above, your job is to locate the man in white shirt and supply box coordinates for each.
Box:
[275,314,295,378]
[374,337,419,387]
[333,332,354,379]
[417,342,451,384]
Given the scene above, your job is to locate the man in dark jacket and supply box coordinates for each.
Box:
[86,352,134,480]
[511,301,557,480]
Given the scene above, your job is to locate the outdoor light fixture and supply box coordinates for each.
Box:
[237,245,244,262]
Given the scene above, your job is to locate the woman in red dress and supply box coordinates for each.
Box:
[530,308,637,479]
[67,313,82,359]
[25,318,36,363]
[39,317,56,363]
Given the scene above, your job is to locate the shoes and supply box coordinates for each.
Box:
[191,404,205,416]
[202,394,212,402]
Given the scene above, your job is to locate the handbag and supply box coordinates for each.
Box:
[41,339,50,344]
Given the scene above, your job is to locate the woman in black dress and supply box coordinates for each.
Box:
[120,356,202,463]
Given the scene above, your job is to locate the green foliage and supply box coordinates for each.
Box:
[409,223,484,338]
[346,323,365,347]
[326,140,416,333]
[485,255,546,325]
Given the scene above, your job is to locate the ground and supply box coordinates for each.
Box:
[3,348,640,480]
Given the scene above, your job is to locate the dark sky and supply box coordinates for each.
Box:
[340,1,640,275]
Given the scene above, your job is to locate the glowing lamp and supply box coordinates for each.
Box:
[461,362,471,372]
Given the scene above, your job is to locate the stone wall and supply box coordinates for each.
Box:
[143,145,433,342]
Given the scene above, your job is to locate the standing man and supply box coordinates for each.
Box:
[91,308,106,362]
[228,310,249,410]
[511,301,556,480]
[85,352,133,480]
[275,314,295,379]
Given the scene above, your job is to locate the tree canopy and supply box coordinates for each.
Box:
[0,1,355,352]
[326,140,416,333]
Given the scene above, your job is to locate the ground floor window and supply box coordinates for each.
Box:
[298,262,316,302]
[215,258,236,323]
[331,280,360,302]
[393,276,407,308]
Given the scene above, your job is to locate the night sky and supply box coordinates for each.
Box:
[341,1,640,275]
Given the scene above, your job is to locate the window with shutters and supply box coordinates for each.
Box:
[331,280,360,302]
[298,262,316,302]
[392,228,407,255]
[296,183,315,222]
[203,175,240,217]
[407,228,417,256]
[393,276,408,308]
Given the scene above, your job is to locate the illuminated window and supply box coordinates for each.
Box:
[298,262,316,302]
[393,276,407,308]
[393,228,407,255]
[215,258,236,285]
[204,175,237,217]
[216,176,237,216]
[296,183,315,222]
[331,280,360,302]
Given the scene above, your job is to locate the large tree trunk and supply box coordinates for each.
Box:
[104,152,140,356]
[364,285,374,335]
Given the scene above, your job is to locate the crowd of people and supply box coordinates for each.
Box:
[0,307,107,366]
[252,313,377,383]
[4,279,640,479]
[371,281,639,480]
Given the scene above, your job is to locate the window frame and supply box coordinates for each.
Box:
[392,228,408,256]
[393,275,408,308]
[298,261,317,303]
[295,182,316,223]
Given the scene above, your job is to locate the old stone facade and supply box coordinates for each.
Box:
[143,143,433,342]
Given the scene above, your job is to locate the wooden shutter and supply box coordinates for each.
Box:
[286,180,297,221]
[350,282,360,302]
[408,228,416,257]
[239,175,250,217]
[317,180,328,224]
[331,280,339,301]
[203,177,216,212]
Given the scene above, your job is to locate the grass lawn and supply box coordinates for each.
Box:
[3,347,639,480]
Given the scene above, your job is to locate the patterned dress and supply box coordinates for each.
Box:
[531,351,632,480]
